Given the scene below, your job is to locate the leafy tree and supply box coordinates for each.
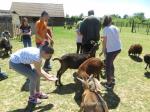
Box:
[133,12,145,22]
[111,14,121,19]
[79,13,84,19]
[123,14,129,19]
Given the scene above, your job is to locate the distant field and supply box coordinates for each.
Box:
[0,27,150,112]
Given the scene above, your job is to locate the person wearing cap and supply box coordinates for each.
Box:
[80,10,101,55]
[35,11,53,71]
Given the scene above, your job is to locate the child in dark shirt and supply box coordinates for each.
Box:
[20,17,32,47]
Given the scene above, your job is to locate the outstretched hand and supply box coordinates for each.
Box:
[48,75,58,81]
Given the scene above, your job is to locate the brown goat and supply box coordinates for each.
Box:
[128,44,143,57]
[53,42,100,86]
[76,57,104,80]
[77,75,109,112]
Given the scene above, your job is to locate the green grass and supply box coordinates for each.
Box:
[0,27,150,112]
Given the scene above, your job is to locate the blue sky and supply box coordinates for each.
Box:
[0,0,150,18]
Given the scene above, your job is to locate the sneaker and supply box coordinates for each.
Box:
[35,92,48,99]
[28,97,42,104]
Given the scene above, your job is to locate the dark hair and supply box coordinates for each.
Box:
[41,11,49,17]
[103,16,112,27]
[88,10,94,16]
[41,41,54,54]
[21,17,28,26]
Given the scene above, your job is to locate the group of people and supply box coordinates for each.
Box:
[9,10,122,106]
[19,11,53,71]
[75,10,122,89]
[9,11,56,104]
[100,16,121,88]
[75,10,101,54]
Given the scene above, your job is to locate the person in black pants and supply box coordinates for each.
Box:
[99,16,121,89]
[80,10,101,55]
[35,11,54,71]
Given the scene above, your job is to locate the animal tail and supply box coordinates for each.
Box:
[52,58,62,62]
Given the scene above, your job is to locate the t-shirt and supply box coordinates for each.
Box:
[35,20,47,44]
[80,16,101,45]
[20,25,31,34]
[103,25,121,53]
[10,47,41,64]
[20,25,31,39]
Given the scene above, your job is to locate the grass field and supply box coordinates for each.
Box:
[0,27,150,112]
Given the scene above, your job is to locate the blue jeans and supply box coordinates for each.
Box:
[23,37,32,48]
[9,61,40,96]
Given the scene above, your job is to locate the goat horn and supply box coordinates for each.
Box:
[76,77,84,83]
[89,74,94,80]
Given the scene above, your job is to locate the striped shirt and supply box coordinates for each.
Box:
[10,47,41,64]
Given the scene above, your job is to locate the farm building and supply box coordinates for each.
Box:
[0,10,13,36]
[0,2,65,36]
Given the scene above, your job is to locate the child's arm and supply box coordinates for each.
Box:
[99,36,106,56]
[33,61,57,81]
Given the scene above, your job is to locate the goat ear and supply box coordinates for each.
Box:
[76,77,84,83]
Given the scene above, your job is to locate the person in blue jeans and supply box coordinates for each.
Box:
[9,41,57,104]
[20,17,32,47]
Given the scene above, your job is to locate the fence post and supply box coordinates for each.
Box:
[131,20,136,33]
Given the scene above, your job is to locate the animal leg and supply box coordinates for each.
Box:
[145,64,148,70]
[78,103,84,112]
[55,68,62,86]
[55,66,67,86]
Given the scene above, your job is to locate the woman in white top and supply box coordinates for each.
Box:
[76,21,83,54]
[9,41,57,104]
[100,16,121,89]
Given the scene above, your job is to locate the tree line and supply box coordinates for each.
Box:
[65,12,150,35]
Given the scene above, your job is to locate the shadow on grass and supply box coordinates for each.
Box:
[51,83,76,95]
[34,103,54,112]
[144,71,150,78]
[8,109,25,112]
[73,83,121,109]
[103,90,120,109]
[21,79,30,92]
[73,81,83,106]
[129,55,143,62]
[8,103,54,112]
